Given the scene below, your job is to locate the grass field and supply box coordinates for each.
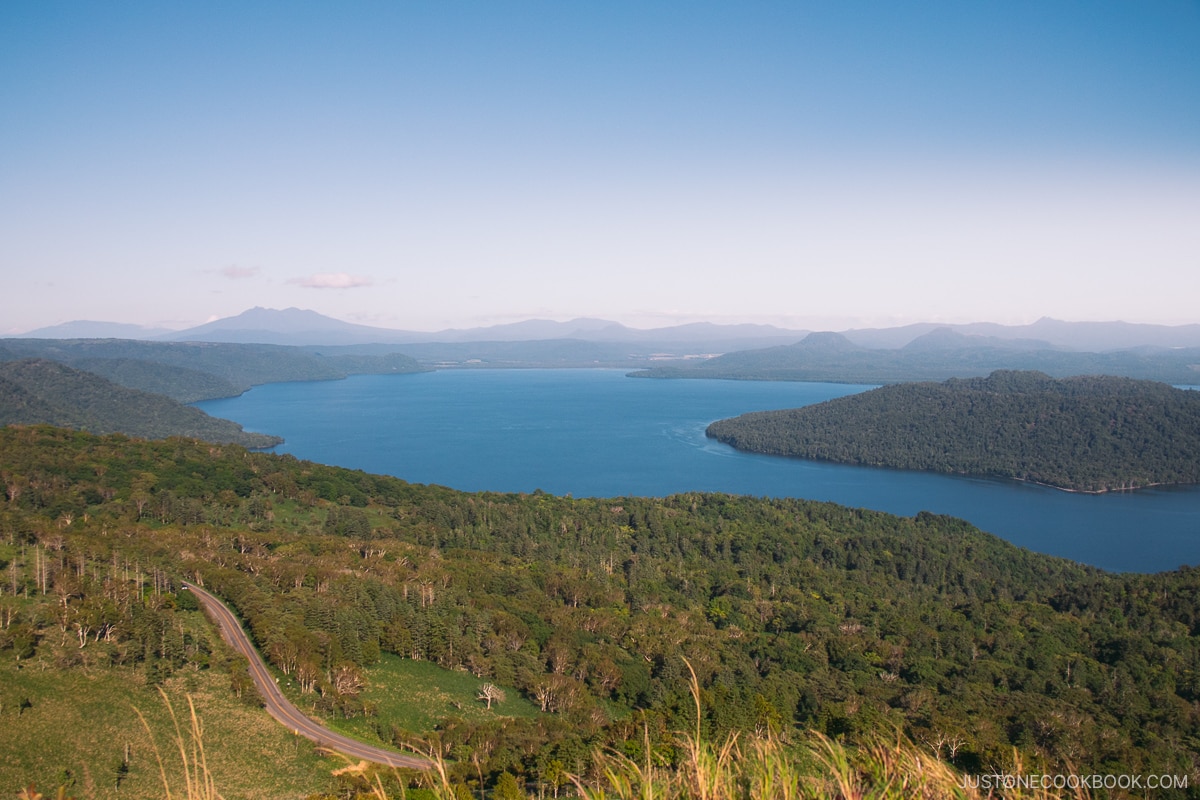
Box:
[3,649,1089,800]
[3,605,536,799]
[0,659,340,800]
[325,653,539,745]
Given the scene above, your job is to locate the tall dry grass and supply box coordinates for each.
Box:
[110,672,1094,800]
[133,689,222,800]
[564,661,1092,800]
[570,723,1093,800]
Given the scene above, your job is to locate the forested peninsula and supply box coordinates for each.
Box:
[0,338,428,449]
[3,426,1199,797]
[0,338,427,402]
[0,359,282,448]
[707,370,1200,493]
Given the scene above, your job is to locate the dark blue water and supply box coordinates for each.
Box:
[196,369,1200,573]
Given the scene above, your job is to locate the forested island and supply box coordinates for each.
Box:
[707,370,1200,493]
[2,426,1199,797]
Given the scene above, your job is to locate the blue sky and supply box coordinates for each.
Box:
[2,1,1198,333]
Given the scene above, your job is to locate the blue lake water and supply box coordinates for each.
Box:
[195,369,1200,573]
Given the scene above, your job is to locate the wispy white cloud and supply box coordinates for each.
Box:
[217,265,261,279]
[290,272,373,289]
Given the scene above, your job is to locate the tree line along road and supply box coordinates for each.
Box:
[183,581,433,770]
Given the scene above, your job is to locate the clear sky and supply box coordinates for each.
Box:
[2,1,1198,334]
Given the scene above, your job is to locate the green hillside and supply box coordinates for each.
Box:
[2,427,1198,797]
[0,338,427,402]
[0,360,282,448]
[708,370,1200,492]
[67,356,245,403]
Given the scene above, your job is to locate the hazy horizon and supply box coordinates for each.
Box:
[14,304,1200,342]
[3,2,1198,334]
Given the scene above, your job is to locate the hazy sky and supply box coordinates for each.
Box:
[3,1,1198,334]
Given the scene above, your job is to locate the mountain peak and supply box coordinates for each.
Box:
[796,331,859,351]
[220,307,345,327]
[169,308,388,344]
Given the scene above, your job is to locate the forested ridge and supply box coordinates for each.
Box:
[707,370,1200,492]
[0,338,426,403]
[2,426,1198,795]
[0,337,429,451]
[0,360,282,448]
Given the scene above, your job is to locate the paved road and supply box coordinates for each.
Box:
[184,582,432,770]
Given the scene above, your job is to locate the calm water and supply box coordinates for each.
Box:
[196,369,1200,573]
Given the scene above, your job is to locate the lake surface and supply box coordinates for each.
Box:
[196,369,1200,573]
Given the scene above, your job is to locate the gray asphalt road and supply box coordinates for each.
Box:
[185,581,433,770]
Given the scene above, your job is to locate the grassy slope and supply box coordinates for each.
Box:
[328,654,539,744]
[0,595,532,798]
[0,621,336,799]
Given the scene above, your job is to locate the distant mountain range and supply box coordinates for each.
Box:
[632,329,1200,385]
[9,308,1200,384]
[21,320,177,339]
[15,307,1200,352]
[5,308,1200,446]
[840,318,1200,352]
[161,307,810,351]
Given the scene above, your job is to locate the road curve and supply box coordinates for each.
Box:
[184,581,432,770]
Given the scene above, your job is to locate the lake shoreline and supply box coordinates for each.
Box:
[196,370,1200,573]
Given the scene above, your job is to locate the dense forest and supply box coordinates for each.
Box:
[2,426,1199,797]
[0,337,428,450]
[0,360,282,448]
[0,338,426,403]
[707,370,1200,493]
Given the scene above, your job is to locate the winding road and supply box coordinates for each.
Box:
[184,582,432,770]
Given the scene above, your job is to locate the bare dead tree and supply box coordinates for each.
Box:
[476,682,506,709]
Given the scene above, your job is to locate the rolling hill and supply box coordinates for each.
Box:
[0,359,283,447]
[0,338,427,402]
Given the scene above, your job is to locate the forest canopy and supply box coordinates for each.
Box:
[706,370,1200,492]
[0,359,282,448]
[2,426,1199,794]
[0,338,426,402]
